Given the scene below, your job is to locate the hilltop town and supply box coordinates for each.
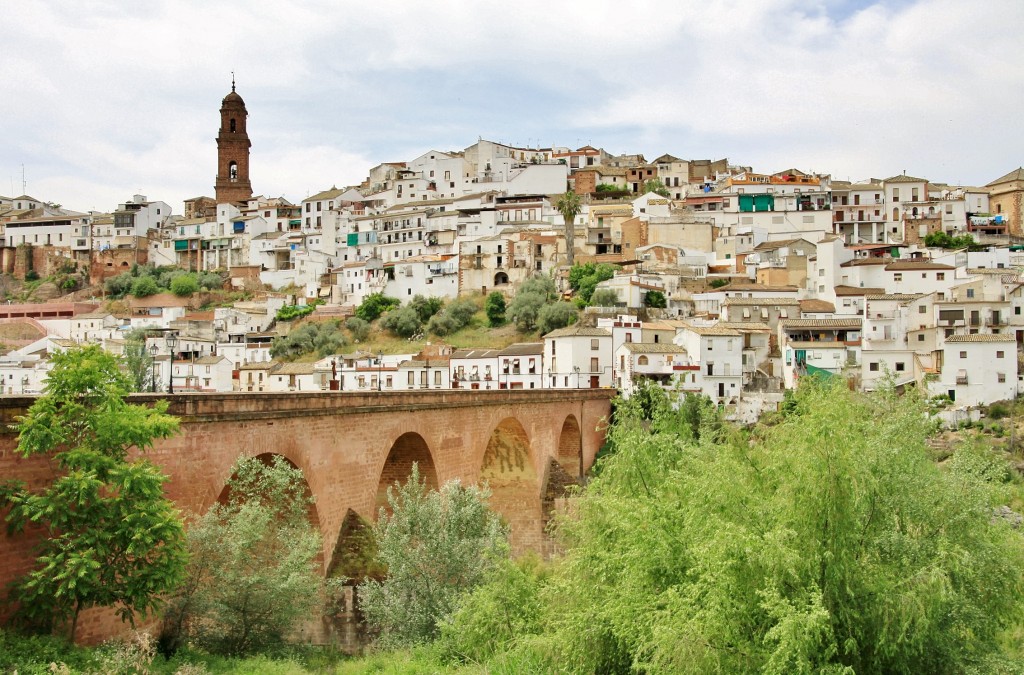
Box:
[1,84,1023,419]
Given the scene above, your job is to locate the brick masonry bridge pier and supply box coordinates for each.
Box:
[0,388,612,643]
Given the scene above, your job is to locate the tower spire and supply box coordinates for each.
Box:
[231,71,235,92]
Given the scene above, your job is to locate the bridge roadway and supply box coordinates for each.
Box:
[0,388,612,642]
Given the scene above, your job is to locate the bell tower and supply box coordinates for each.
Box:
[214,75,253,204]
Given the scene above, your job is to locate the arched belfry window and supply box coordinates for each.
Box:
[230,118,236,132]
[229,161,238,180]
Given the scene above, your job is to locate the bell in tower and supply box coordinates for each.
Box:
[214,75,254,204]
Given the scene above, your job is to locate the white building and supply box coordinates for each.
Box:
[931,334,1018,406]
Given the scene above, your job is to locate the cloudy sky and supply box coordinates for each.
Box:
[4,0,1022,214]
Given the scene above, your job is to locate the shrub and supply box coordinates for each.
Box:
[989,403,1011,420]
[356,293,401,322]
[590,289,619,307]
[709,278,731,289]
[275,304,316,322]
[409,295,444,324]
[485,292,507,327]
[427,297,478,337]
[359,465,508,647]
[104,272,134,298]
[197,271,224,291]
[345,317,370,342]
[644,290,667,308]
[170,274,199,297]
[536,301,578,335]
[381,306,423,338]
[130,275,160,297]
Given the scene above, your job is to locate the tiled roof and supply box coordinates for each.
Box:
[865,293,925,302]
[883,174,928,183]
[498,342,543,356]
[679,323,741,336]
[543,325,611,339]
[782,318,862,329]
[723,296,799,306]
[799,299,836,313]
[944,334,1015,343]
[834,285,885,296]
[275,362,316,375]
[885,261,954,271]
[718,321,771,331]
[986,167,1024,186]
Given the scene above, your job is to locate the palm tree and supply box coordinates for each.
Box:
[556,190,582,268]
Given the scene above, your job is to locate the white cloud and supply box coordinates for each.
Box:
[3,0,1022,213]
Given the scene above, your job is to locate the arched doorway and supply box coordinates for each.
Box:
[494,271,509,286]
[481,417,541,554]
[374,432,438,517]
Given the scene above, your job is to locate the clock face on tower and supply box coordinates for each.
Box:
[215,80,253,204]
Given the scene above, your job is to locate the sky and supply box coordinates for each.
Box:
[3,0,1022,215]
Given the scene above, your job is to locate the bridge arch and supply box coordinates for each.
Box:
[556,414,583,480]
[374,431,439,517]
[481,416,542,553]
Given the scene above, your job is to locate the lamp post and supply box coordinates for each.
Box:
[165,331,178,394]
[377,351,383,391]
[424,358,430,390]
[573,365,581,389]
[149,343,158,393]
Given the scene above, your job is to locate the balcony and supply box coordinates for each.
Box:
[956,374,969,385]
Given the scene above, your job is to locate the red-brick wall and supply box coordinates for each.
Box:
[0,389,610,644]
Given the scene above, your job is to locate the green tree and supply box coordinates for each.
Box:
[356,293,401,322]
[644,289,667,308]
[345,316,370,342]
[499,379,1024,673]
[556,191,583,268]
[590,288,619,307]
[169,274,199,297]
[121,329,156,392]
[409,295,444,324]
[359,465,508,647]
[506,276,557,332]
[104,271,134,298]
[537,301,578,335]
[381,306,423,338]
[0,346,185,640]
[427,297,478,336]
[641,178,671,197]
[130,275,160,298]
[197,271,224,291]
[161,455,327,656]
[485,292,507,327]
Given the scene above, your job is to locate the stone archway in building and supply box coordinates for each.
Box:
[494,271,510,286]
[481,417,541,554]
[374,432,438,518]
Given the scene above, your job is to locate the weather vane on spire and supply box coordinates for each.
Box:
[231,71,235,92]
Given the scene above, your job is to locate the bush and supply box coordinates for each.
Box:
[345,317,370,342]
[104,272,134,298]
[359,465,508,647]
[381,306,423,338]
[989,403,1011,420]
[271,321,346,360]
[24,270,39,282]
[427,297,478,337]
[644,290,667,308]
[590,289,619,307]
[409,295,444,324]
[275,304,316,321]
[356,293,401,322]
[162,456,327,656]
[130,275,160,297]
[485,292,507,327]
[536,301,578,335]
[709,278,731,289]
[170,274,199,297]
[197,271,224,291]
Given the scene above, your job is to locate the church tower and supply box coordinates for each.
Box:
[214,77,253,204]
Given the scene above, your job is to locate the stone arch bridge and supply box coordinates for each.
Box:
[0,389,612,612]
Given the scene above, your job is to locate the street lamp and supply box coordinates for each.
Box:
[377,351,383,391]
[149,343,158,393]
[165,331,178,394]
[573,365,581,389]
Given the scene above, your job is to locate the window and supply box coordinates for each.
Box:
[591,339,599,350]
[869,362,879,372]
[894,273,902,282]
[590,357,599,372]
[967,288,975,298]
[998,373,1007,383]
[997,351,1005,358]
[895,362,905,372]
[917,334,925,342]
[960,351,967,359]
[919,305,927,314]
